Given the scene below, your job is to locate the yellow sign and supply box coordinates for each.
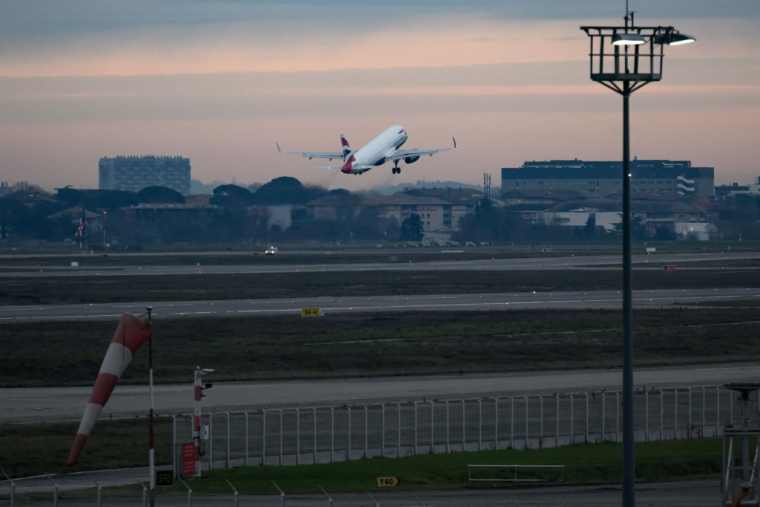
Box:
[155,470,173,487]
[377,477,399,487]
[301,308,322,318]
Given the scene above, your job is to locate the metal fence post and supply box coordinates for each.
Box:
[660,389,664,441]
[688,387,693,439]
[615,393,620,443]
[348,406,352,460]
[570,394,574,445]
[226,412,231,469]
[601,392,605,443]
[364,406,368,459]
[262,409,267,466]
[2,472,15,507]
[272,481,285,507]
[555,395,560,447]
[585,393,589,443]
[430,400,435,454]
[178,477,192,507]
[397,403,402,457]
[524,396,529,449]
[245,412,249,466]
[462,400,466,452]
[716,387,721,436]
[227,479,239,507]
[381,404,386,457]
[278,409,283,466]
[494,398,499,450]
[478,399,483,451]
[510,397,514,449]
[313,407,318,464]
[445,400,450,453]
[209,412,214,471]
[539,396,544,449]
[46,474,58,507]
[330,407,335,463]
[414,401,418,455]
[297,408,301,465]
[729,389,733,424]
[674,389,678,441]
[645,391,650,442]
[702,387,706,438]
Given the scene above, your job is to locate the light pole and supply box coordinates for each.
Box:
[580,8,694,507]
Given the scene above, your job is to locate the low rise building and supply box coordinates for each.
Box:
[502,158,714,199]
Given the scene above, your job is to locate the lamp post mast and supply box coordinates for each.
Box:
[581,10,694,507]
[621,80,635,505]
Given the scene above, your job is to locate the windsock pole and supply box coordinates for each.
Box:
[147,307,155,507]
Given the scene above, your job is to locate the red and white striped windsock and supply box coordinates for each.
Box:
[67,313,153,466]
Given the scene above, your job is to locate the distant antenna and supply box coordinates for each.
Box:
[483,173,492,198]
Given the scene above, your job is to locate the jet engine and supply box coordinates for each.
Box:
[404,155,420,164]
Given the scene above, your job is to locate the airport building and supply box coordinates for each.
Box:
[501,159,714,199]
[99,156,191,195]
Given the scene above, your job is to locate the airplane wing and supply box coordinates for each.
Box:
[315,165,374,170]
[276,143,344,161]
[390,137,458,161]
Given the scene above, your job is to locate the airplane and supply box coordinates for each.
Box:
[276,125,456,175]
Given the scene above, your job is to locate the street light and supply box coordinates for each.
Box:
[580,6,694,507]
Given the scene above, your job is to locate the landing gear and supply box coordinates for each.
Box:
[392,163,401,175]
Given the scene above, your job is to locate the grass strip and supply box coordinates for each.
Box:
[1,267,758,305]
[0,417,174,478]
[3,309,760,388]
[178,439,722,495]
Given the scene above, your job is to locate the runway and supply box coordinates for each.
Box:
[0,251,757,278]
[1,287,758,322]
[2,362,758,423]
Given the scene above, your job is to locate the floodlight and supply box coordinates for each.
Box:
[612,33,646,45]
[654,31,696,45]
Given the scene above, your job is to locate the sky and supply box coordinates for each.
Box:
[1,0,759,193]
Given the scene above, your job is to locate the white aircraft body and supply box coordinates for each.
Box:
[277,125,456,175]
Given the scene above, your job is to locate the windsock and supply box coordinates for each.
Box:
[67,313,153,466]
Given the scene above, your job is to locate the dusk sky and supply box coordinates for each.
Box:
[2,0,758,192]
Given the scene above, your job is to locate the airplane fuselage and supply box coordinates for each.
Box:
[341,125,408,174]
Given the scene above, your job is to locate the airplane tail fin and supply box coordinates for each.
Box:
[340,133,352,161]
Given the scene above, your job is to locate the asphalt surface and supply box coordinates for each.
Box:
[3,362,759,423]
[1,287,759,322]
[0,477,727,506]
[0,251,758,277]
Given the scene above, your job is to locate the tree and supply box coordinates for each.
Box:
[399,214,424,241]
[456,198,511,242]
[82,190,139,210]
[55,187,85,206]
[138,186,185,204]
[584,213,596,239]
[210,184,253,208]
[253,177,329,205]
